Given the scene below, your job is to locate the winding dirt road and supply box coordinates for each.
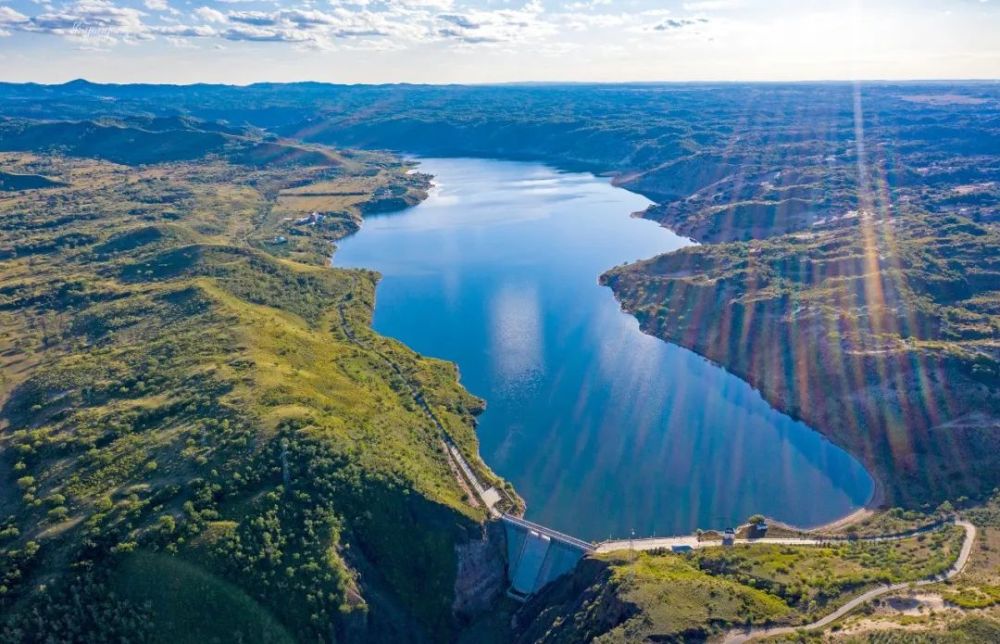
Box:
[719,520,977,643]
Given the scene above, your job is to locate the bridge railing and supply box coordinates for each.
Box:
[501,513,595,552]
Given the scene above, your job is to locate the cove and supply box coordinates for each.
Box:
[333,157,874,542]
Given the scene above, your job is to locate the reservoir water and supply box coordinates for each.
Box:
[334,157,873,541]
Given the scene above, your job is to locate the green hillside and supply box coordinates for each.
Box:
[0,117,347,168]
[0,82,997,643]
[602,209,1000,506]
[0,139,505,642]
[514,526,964,643]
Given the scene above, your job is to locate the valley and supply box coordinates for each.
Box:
[0,81,997,642]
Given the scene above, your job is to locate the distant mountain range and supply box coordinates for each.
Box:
[0,80,997,643]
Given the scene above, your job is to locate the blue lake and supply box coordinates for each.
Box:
[334,157,873,541]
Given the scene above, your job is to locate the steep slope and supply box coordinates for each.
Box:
[512,524,965,643]
[0,142,507,642]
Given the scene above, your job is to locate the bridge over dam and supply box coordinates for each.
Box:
[346,280,962,609]
[458,465,960,604]
[495,513,963,601]
[429,398,959,604]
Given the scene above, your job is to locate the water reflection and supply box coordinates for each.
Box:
[489,283,545,394]
[334,157,873,540]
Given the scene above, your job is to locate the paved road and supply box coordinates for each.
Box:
[596,519,953,553]
[336,279,504,516]
[596,535,858,553]
[719,520,977,644]
[501,514,596,552]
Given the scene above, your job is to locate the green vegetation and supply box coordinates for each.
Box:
[936,492,1000,610]
[0,140,501,641]
[830,508,940,538]
[514,553,790,643]
[691,527,964,617]
[827,617,1000,643]
[603,209,1000,507]
[515,528,964,643]
[767,494,1000,641]
[1,81,995,642]
[112,552,295,644]
[758,616,1000,643]
[2,81,996,511]
[0,116,343,168]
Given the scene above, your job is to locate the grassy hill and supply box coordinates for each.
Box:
[0,117,348,168]
[513,525,965,643]
[0,83,997,642]
[0,140,505,642]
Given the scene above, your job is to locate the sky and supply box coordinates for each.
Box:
[0,0,997,84]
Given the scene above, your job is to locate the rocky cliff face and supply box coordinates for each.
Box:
[512,558,635,644]
[453,520,508,619]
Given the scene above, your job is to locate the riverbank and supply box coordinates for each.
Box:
[0,146,509,642]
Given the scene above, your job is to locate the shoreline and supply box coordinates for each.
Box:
[333,160,521,516]
[603,289,890,534]
[808,476,886,533]
[379,156,882,540]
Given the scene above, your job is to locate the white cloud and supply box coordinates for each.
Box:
[20,0,149,45]
[563,0,611,10]
[2,0,996,83]
[0,5,27,35]
[0,0,632,49]
[215,7,396,42]
[221,24,311,42]
[193,7,226,23]
[0,7,29,24]
[431,1,553,45]
[153,23,216,37]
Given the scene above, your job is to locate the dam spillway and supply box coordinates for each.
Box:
[501,514,593,599]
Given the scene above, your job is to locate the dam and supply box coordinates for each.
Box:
[501,514,594,599]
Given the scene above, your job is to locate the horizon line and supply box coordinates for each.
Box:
[2,77,999,89]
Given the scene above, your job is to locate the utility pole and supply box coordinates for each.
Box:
[629,528,636,584]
